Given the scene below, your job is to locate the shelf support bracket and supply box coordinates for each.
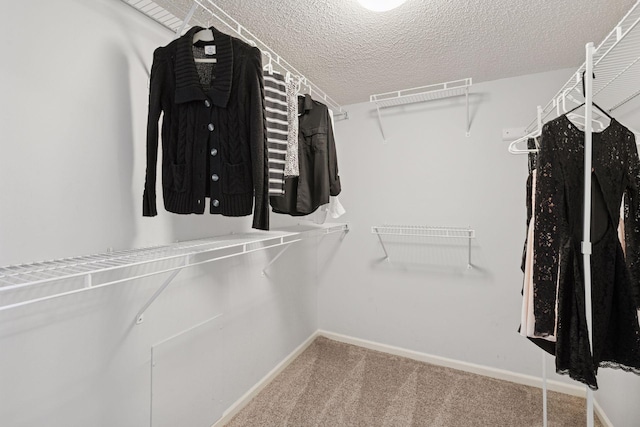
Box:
[465,86,471,137]
[262,241,294,277]
[373,228,390,261]
[375,104,388,143]
[467,228,473,269]
[135,257,189,325]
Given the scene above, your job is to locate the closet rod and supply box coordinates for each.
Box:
[121,0,347,118]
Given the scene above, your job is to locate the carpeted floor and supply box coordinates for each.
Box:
[226,337,602,427]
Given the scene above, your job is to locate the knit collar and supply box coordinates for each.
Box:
[174,26,233,107]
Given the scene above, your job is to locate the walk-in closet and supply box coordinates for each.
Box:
[2,1,640,426]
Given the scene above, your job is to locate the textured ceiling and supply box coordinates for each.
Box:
[164,0,636,106]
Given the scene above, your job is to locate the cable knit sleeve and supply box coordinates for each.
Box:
[623,130,640,308]
[533,123,564,336]
[143,49,164,217]
[248,47,269,230]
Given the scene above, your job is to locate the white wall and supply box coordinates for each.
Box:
[0,1,320,426]
[2,1,639,426]
[325,69,640,424]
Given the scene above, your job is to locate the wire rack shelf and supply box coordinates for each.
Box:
[523,1,640,134]
[0,224,349,319]
[371,225,475,268]
[369,78,472,141]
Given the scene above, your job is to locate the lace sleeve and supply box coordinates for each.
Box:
[533,124,564,336]
[623,130,640,309]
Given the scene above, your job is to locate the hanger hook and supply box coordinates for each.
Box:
[296,75,304,94]
[263,52,273,74]
[581,70,596,97]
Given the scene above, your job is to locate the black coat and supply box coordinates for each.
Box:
[143,26,269,230]
[270,95,341,216]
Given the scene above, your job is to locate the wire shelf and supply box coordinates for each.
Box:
[371,225,475,238]
[370,79,472,108]
[0,223,349,313]
[371,225,475,268]
[121,0,347,116]
[369,79,472,141]
[524,1,640,133]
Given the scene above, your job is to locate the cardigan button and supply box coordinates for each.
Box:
[208,123,215,131]
[211,148,218,156]
[212,199,220,207]
[211,174,219,181]
[204,99,211,107]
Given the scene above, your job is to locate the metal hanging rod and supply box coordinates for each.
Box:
[0,224,349,315]
[370,78,472,142]
[121,0,347,119]
[523,1,640,134]
[371,225,475,268]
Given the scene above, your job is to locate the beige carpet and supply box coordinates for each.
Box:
[226,337,602,427]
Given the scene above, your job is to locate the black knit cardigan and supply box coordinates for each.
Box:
[143,26,269,230]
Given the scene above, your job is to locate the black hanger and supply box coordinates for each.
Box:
[565,71,614,120]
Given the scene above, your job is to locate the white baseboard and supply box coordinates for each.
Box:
[211,331,320,427]
[594,399,615,427]
[318,330,613,426]
[212,329,613,427]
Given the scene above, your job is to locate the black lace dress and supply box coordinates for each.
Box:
[533,115,640,389]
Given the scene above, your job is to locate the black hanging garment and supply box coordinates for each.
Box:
[270,94,341,216]
[533,114,640,389]
[143,26,269,230]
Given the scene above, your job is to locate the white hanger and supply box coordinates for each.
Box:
[294,76,304,95]
[263,52,273,75]
[193,28,214,44]
[509,97,640,155]
[508,106,543,154]
[298,76,311,95]
[193,27,216,64]
[560,89,608,132]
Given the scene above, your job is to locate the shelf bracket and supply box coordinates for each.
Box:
[373,227,390,261]
[465,86,471,137]
[375,104,388,143]
[135,257,189,325]
[261,241,294,277]
[467,228,473,269]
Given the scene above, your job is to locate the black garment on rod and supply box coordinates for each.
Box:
[533,114,640,389]
[143,26,269,230]
[270,94,341,216]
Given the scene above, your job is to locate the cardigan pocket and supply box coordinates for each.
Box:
[223,163,252,194]
[171,163,188,193]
